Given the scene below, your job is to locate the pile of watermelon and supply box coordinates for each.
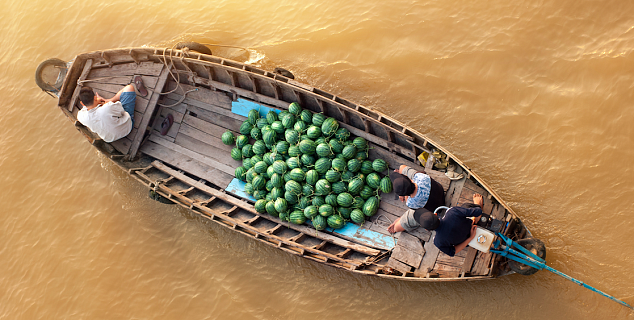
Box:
[221,102,393,231]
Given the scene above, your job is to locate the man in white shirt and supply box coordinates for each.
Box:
[77,84,136,143]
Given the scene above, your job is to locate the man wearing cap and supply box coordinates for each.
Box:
[390,194,483,257]
[386,165,446,234]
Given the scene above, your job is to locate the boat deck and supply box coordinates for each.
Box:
[61,52,517,280]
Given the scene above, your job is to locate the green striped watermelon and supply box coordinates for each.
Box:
[362,196,379,217]
[321,117,339,136]
[286,157,301,169]
[360,185,374,199]
[325,170,341,183]
[289,102,302,115]
[298,139,316,155]
[266,111,278,124]
[366,173,381,189]
[240,121,253,135]
[360,160,374,174]
[293,120,307,133]
[253,141,266,155]
[331,158,347,172]
[329,139,344,154]
[314,158,331,174]
[231,148,242,161]
[221,131,235,145]
[263,130,277,146]
[306,126,322,139]
[380,176,393,193]
[350,209,365,225]
[305,170,319,185]
[282,114,296,129]
[284,191,298,204]
[342,145,357,160]
[327,215,345,229]
[290,168,305,182]
[285,180,302,195]
[270,174,283,188]
[302,183,314,196]
[247,109,259,125]
[254,199,267,213]
[337,192,354,207]
[272,160,287,175]
[275,141,289,155]
[334,128,350,141]
[285,129,300,145]
[300,109,312,123]
[256,118,268,129]
[244,182,254,195]
[254,161,268,174]
[301,154,316,166]
[236,135,249,148]
[270,187,283,200]
[242,158,253,170]
[245,168,255,183]
[312,215,327,231]
[250,127,261,140]
[355,151,367,161]
[347,159,361,172]
[315,179,331,195]
[352,137,367,150]
[304,205,319,219]
[252,175,266,190]
[348,177,364,195]
[312,196,325,207]
[265,200,278,217]
[338,207,353,219]
[235,166,247,181]
[325,194,338,207]
[316,143,332,158]
[319,204,334,217]
[266,165,275,179]
[372,159,388,173]
[242,144,254,158]
[312,113,326,127]
[279,211,289,222]
[271,121,285,133]
[289,210,306,225]
[331,181,347,194]
[288,145,300,157]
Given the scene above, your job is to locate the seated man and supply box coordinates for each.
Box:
[388,194,483,257]
[390,164,446,211]
[77,84,136,143]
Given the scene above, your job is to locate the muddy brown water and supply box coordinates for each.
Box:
[1,0,633,319]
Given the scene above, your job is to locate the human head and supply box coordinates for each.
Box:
[392,173,415,199]
[79,87,97,107]
[417,209,440,230]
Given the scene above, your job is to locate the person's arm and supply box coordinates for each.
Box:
[453,225,477,255]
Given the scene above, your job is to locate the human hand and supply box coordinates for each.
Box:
[470,225,477,238]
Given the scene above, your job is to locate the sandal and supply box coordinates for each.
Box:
[133,75,148,97]
[160,114,174,135]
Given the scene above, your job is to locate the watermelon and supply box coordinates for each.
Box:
[252,175,266,190]
[316,143,332,158]
[327,215,345,229]
[221,131,235,145]
[321,117,339,137]
[304,206,319,219]
[236,135,249,148]
[319,204,334,217]
[312,196,325,206]
[245,168,255,182]
[312,113,326,127]
[353,137,368,150]
[302,183,314,196]
[266,111,278,124]
[290,168,305,182]
[334,127,350,141]
[244,182,254,195]
[265,200,279,217]
[254,199,267,213]
[331,181,347,194]
[325,170,341,183]
[314,158,331,174]
[275,141,290,155]
[372,159,388,173]
[306,126,322,139]
[252,190,265,200]
[331,158,347,172]
[251,155,263,164]
[341,170,355,181]
[325,194,338,207]
[256,118,268,129]
[360,185,375,199]
[286,157,301,169]
[338,207,353,219]
[380,176,393,193]
[254,161,268,174]
[288,145,301,157]
[235,166,247,181]
[312,215,327,231]
[242,158,253,170]
[293,120,307,133]
[305,170,319,185]
[300,109,312,123]
[297,197,310,210]
[350,209,365,225]
[347,159,361,172]
[315,179,331,195]
[278,110,290,121]
[263,130,277,146]
[289,102,302,115]
[285,129,300,145]
[348,177,364,195]
[355,151,367,161]
[337,192,354,207]
[253,140,267,155]
[329,139,344,154]
[353,196,365,209]
[266,165,276,179]
[366,173,381,189]
[289,210,306,225]
[298,139,316,155]
[240,121,253,135]
[270,173,283,188]
[242,144,254,158]
[342,145,357,160]
[284,191,298,204]
[250,127,261,140]
[247,109,259,125]
[282,114,296,129]
[271,121,285,133]
[363,196,379,217]
[265,180,274,192]
[360,160,374,174]
[301,154,316,166]
[272,160,288,174]
[270,187,283,200]
[231,148,242,161]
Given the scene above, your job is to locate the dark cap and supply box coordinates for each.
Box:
[417,209,440,230]
[390,172,415,200]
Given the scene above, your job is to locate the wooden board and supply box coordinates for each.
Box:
[433,249,468,278]
[88,61,163,78]
[461,247,478,275]
[140,141,233,189]
[186,105,243,132]
[386,257,413,274]
[148,134,235,176]
[470,251,494,276]
[174,133,242,169]
[167,83,232,110]
[110,137,132,154]
[69,59,93,112]
[84,74,159,88]
[416,231,440,276]
[391,245,423,268]
[397,232,424,253]
[446,176,467,207]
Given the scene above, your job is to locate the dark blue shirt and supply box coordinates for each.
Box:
[433,205,482,257]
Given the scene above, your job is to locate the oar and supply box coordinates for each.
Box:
[490,233,633,310]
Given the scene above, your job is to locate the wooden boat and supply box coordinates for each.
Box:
[39,44,539,282]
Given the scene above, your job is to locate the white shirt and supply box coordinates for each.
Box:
[77,101,132,143]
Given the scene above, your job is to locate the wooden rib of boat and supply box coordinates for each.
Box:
[42,45,536,281]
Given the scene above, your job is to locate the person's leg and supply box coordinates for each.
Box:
[109,84,135,103]
[119,87,137,126]
[424,178,446,212]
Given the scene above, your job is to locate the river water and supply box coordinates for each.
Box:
[1,0,633,319]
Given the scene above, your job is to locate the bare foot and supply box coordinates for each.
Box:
[387,218,405,234]
[473,193,484,207]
